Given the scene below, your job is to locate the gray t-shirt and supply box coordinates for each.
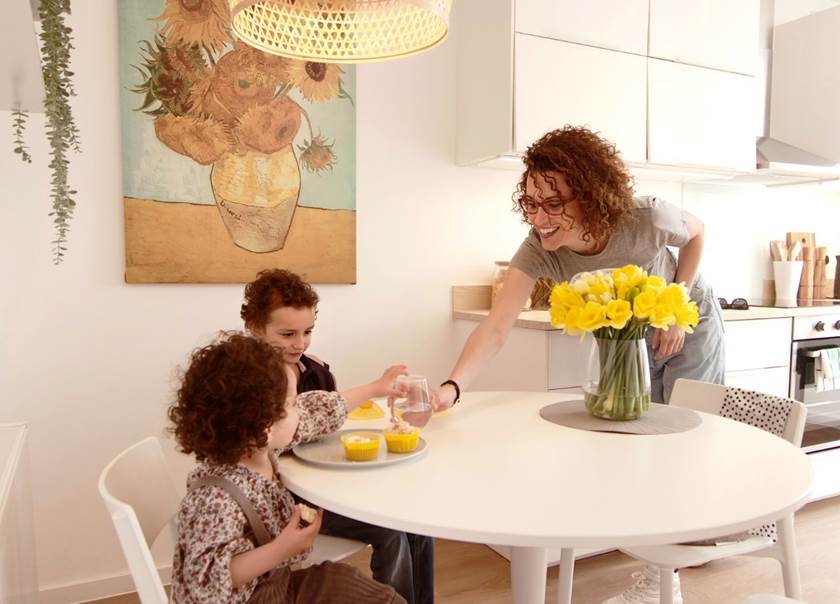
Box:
[510,196,709,302]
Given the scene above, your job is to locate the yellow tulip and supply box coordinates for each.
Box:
[658,283,689,308]
[550,283,585,310]
[563,306,584,336]
[633,290,657,319]
[649,304,677,330]
[613,265,647,289]
[675,303,700,333]
[644,275,666,292]
[605,299,632,329]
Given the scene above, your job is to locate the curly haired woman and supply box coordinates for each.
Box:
[433,126,725,604]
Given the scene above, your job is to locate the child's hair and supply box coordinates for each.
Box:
[168,332,289,465]
[240,269,319,331]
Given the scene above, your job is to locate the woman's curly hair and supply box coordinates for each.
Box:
[513,126,636,244]
[240,269,319,331]
[168,332,289,465]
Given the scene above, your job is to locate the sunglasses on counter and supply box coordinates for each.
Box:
[718,297,749,310]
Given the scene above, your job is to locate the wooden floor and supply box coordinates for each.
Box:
[91,497,839,604]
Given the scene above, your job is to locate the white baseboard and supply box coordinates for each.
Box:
[38,565,171,604]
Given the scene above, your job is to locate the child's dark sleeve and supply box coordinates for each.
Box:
[286,391,348,449]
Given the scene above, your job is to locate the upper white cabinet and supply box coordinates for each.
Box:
[648,59,756,170]
[515,0,649,55]
[648,0,760,76]
[514,34,647,164]
[456,0,760,173]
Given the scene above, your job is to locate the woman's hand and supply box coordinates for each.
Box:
[651,326,685,360]
[431,383,457,411]
[273,505,323,561]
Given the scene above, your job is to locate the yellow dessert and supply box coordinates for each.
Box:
[347,400,385,420]
[340,432,381,461]
[383,419,420,453]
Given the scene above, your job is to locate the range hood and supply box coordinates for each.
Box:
[730,0,840,186]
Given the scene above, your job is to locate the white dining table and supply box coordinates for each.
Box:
[277,392,815,604]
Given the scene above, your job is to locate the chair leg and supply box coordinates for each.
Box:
[778,514,803,600]
[659,568,674,604]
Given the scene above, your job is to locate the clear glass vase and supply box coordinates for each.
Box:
[583,335,651,420]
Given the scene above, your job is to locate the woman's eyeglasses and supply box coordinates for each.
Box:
[518,195,573,216]
[718,297,749,310]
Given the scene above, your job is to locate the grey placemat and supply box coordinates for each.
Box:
[540,400,702,435]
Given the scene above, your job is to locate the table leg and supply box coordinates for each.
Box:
[778,514,802,599]
[557,548,575,604]
[509,546,547,604]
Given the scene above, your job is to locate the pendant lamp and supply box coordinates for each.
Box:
[228,0,452,63]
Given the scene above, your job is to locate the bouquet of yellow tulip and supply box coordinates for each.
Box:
[549,265,699,420]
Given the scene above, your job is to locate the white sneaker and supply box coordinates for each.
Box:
[602,565,684,604]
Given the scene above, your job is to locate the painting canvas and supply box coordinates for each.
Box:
[118,0,356,283]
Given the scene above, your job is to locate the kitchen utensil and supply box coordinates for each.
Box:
[770,240,787,262]
[774,261,804,305]
[834,256,840,299]
[786,232,815,259]
[814,246,828,299]
[788,240,802,262]
[800,246,815,301]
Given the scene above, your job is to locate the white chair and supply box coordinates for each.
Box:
[743,595,807,604]
[98,436,366,603]
[619,379,808,604]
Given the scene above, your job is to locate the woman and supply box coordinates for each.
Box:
[434,126,725,603]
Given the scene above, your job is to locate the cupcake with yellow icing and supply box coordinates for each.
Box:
[347,400,385,420]
[383,419,420,453]
[340,432,381,462]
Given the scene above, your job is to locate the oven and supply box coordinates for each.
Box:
[790,314,840,452]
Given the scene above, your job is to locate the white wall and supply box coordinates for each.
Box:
[2,1,840,601]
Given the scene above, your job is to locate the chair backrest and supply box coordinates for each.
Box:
[98,437,181,604]
[671,379,807,445]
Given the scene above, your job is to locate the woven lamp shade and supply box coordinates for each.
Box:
[229,0,452,63]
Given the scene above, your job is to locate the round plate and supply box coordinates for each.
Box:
[292,429,428,468]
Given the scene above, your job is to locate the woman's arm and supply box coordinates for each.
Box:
[435,267,535,408]
[673,209,704,289]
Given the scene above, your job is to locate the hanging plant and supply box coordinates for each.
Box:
[11,0,81,264]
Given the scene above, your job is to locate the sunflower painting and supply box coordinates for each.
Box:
[118,0,356,283]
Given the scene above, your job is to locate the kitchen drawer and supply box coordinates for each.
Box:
[725,366,790,399]
[724,318,792,372]
[547,332,591,390]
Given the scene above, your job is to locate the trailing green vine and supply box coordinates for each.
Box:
[11,107,32,163]
[38,0,81,264]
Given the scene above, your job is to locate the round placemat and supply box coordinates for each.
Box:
[539,400,702,435]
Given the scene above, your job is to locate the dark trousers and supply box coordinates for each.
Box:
[319,508,435,604]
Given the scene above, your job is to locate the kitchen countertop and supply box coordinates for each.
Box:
[452,285,840,330]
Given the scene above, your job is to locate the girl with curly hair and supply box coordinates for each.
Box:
[168,333,408,604]
[433,125,725,603]
[240,269,436,604]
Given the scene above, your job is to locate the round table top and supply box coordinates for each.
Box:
[277,392,814,549]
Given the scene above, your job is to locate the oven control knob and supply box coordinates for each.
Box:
[834,320,840,330]
[815,321,826,332]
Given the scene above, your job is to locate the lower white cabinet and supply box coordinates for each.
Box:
[724,366,790,398]
[723,318,792,397]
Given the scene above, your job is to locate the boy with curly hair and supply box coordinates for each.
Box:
[241,269,435,604]
[168,332,407,604]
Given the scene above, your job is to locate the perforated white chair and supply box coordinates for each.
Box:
[98,436,366,603]
[618,379,808,604]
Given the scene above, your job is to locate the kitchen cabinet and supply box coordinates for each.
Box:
[455,0,758,173]
[647,59,756,171]
[724,318,792,398]
[514,34,647,164]
[515,0,649,55]
[648,0,760,75]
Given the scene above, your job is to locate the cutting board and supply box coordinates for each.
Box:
[786,232,816,260]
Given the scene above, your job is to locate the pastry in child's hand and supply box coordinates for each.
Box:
[348,400,385,420]
[298,503,317,525]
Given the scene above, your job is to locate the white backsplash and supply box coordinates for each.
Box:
[634,178,840,301]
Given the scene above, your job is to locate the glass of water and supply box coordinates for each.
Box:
[389,375,433,428]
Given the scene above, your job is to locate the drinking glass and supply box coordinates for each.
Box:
[390,375,433,428]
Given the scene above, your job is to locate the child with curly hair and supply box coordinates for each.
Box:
[168,332,408,604]
[240,269,435,604]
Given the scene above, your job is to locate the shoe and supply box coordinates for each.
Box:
[602,565,684,604]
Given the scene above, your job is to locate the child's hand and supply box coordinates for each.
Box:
[372,364,409,398]
[273,505,323,562]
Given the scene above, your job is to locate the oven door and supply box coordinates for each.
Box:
[792,337,840,452]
